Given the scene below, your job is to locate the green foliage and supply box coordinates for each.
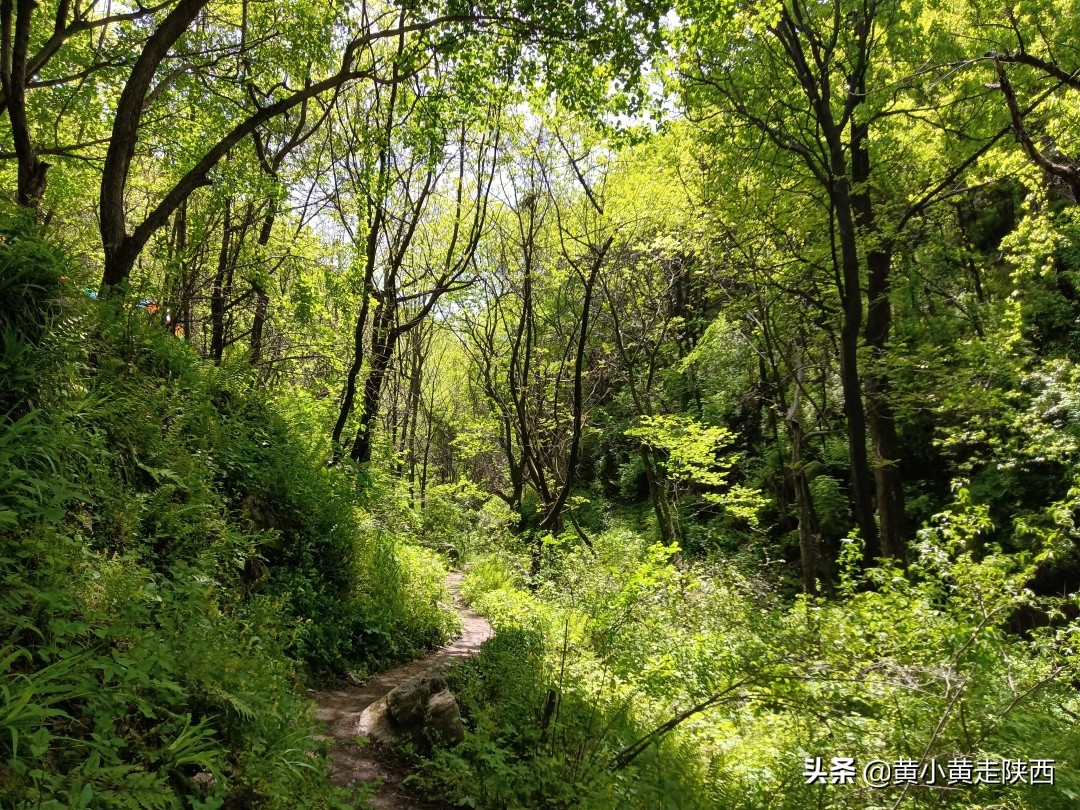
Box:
[0,206,66,336]
[420,504,1080,808]
[0,224,459,807]
[411,628,574,808]
[9,1,1080,806]
[626,414,736,490]
[459,555,522,605]
[0,524,352,809]
[51,301,456,678]
[808,475,850,539]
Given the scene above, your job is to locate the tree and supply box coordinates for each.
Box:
[678,0,1009,563]
[0,0,170,207]
[87,0,667,288]
[325,41,503,464]
[456,118,615,567]
[974,3,1080,201]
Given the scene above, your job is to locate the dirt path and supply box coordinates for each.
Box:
[315,570,493,808]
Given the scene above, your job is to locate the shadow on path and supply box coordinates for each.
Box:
[315,570,493,809]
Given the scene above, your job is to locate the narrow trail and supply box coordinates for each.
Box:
[315,571,494,809]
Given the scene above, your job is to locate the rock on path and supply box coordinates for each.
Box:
[315,570,493,809]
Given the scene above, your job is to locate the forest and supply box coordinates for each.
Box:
[2,0,1080,807]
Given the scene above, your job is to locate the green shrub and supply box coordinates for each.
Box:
[461,555,523,604]
[0,520,352,808]
[423,504,1080,809]
[0,223,455,807]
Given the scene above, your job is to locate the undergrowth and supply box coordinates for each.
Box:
[416,511,1080,809]
[0,212,454,807]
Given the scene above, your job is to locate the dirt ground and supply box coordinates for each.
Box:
[314,571,493,809]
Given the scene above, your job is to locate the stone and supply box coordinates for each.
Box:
[359,668,465,752]
[386,670,445,725]
[423,689,465,746]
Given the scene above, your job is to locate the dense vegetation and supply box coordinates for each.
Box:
[3,0,1080,807]
[1,210,454,806]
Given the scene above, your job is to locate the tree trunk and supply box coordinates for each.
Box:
[832,179,880,563]
[404,326,425,505]
[768,6,882,565]
[250,282,269,365]
[538,239,608,534]
[851,119,907,563]
[641,447,678,548]
[350,302,397,464]
[249,207,277,366]
[210,199,232,365]
[100,0,211,287]
[331,197,383,453]
[1,0,50,207]
[332,290,371,452]
[789,423,827,596]
[164,199,193,338]
[781,349,831,595]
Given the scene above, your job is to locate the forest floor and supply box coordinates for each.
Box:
[315,570,493,809]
